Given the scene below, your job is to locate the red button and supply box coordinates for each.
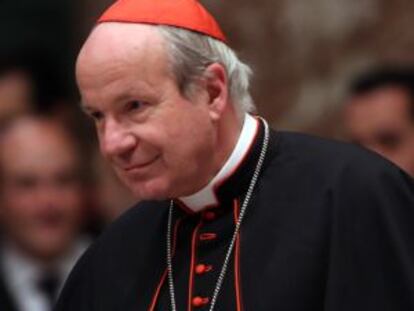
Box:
[192,296,210,307]
[195,264,212,275]
[199,233,217,241]
[203,211,216,221]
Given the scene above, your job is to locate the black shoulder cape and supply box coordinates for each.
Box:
[55,124,414,311]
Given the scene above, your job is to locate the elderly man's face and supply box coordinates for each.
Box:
[0,119,83,260]
[77,24,223,199]
[344,86,414,176]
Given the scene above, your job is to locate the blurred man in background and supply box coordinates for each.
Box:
[0,115,89,311]
[344,67,414,176]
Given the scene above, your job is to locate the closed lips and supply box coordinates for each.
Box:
[124,155,159,171]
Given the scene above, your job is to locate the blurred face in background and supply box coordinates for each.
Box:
[344,86,414,176]
[0,117,83,261]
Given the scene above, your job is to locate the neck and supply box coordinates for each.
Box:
[212,107,245,178]
[178,112,259,212]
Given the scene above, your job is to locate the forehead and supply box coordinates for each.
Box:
[0,120,78,175]
[76,23,171,100]
[79,23,166,61]
[347,87,412,125]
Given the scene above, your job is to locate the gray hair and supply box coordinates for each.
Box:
[158,25,256,116]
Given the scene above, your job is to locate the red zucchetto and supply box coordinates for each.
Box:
[98,0,227,42]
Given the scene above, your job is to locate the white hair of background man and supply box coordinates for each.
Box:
[159,25,256,117]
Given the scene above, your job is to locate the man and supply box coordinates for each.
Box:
[0,115,89,311]
[56,0,414,310]
[344,68,414,176]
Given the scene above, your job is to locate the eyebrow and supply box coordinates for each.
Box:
[79,92,136,113]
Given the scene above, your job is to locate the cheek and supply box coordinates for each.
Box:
[2,190,35,218]
[161,121,215,179]
[59,189,82,207]
[1,200,35,229]
[47,186,83,218]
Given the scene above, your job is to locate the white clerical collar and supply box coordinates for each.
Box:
[179,113,259,212]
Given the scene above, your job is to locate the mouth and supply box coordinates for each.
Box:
[123,155,160,173]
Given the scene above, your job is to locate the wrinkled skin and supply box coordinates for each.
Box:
[77,23,241,200]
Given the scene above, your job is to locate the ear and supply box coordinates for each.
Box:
[203,63,229,121]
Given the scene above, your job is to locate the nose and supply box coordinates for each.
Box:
[34,184,61,209]
[100,117,137,159]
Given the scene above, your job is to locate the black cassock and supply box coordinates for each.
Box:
[55,122,414,311]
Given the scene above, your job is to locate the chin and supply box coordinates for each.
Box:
[28,241,68,260]
[130,178,173,201]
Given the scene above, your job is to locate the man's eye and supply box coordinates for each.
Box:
[90,111,104,121]
[126,101,144,112]
[13,176,38,190]
[376,131,402,150]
